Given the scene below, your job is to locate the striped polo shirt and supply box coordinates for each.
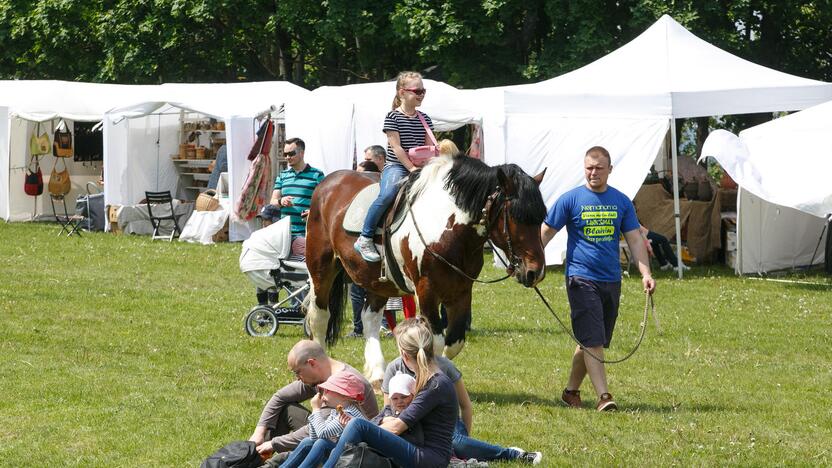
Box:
[274,164,325,236]
[383,109,434,166]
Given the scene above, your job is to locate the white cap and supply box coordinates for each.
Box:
[388,372,416,397]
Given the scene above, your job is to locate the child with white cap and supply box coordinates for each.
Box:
[280,371,368,468]
[363,372,425,447]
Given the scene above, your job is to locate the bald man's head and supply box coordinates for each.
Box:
[287,340,331,385]
[288,340,327,365]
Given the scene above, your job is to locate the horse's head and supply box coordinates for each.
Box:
[488,166,547,287]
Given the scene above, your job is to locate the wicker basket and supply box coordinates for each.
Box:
[195,147,206,159]
[195,190,220,211]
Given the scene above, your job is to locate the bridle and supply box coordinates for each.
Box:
[408,184,519,284]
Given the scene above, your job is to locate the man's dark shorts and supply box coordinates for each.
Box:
[565,275,621,348]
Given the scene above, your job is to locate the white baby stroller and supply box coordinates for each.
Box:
[244,258,311,337]
[240,217,311,337]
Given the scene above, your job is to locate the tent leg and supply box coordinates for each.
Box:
[736,186,742,274]
[670,118,684,279]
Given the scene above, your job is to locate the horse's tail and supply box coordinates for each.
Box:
[325,266,347,347]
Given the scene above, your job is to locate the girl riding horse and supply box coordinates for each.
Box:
[304,141,547,386]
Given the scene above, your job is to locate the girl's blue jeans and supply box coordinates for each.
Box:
[360,164,409,238]
[281,437,337,468]
[322,418,418,468]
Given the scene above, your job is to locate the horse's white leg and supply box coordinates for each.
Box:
[305,288,329,347]
[433,333,444,357]
[362,305,385,391]
[444,339,465,359]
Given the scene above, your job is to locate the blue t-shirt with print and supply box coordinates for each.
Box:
[545,185,639,282]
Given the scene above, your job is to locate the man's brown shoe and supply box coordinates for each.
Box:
[596,393,618,411]
[561,389,582,408]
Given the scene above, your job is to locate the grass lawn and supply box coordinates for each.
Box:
[1,222,831,466]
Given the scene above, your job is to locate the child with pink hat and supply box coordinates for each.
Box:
[280,371,368,468]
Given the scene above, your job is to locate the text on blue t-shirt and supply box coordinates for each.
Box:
[545,185,639,282]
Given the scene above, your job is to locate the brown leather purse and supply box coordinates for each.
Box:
[48,158,71,196]
[53,120,73,158]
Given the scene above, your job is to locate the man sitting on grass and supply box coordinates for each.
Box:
[249,340,378,463]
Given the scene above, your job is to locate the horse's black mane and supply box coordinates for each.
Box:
[405,155,546,224]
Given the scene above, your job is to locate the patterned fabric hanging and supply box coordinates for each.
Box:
[235,120,275,220]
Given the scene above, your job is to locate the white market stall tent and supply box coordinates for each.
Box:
[701,100,832,274]
[494,14,832,269]
[0,80,163,222]
[104,81,310,241]
[286,79,483,174]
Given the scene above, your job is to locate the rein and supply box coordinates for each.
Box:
[407,187,516,285]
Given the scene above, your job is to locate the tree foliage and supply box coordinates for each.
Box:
[1,0,830,91]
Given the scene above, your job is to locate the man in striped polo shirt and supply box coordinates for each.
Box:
[268,138,325,238]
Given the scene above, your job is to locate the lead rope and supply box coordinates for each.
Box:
[533,285,654,364]
[491,245,657,364]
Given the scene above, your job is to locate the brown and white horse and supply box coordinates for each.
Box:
[304,153,547,385]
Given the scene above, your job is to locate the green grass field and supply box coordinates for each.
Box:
[1,222,831,466]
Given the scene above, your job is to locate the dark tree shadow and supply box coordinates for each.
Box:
[468,390,555,407]
[468,390,738,414]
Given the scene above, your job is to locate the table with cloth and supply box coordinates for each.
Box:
[633,183,722,263]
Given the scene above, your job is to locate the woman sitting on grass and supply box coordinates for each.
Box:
[321,317,459,468]
[381,345,543,465]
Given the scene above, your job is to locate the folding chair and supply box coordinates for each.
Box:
[49,194,84,237]
[145,191,182,241]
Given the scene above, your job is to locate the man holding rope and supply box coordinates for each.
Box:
[541,146,656,411]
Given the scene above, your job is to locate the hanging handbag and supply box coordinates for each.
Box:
[29,122,51,155]
[407,112,439,168]
[24,156,44,196]
[48,158,71,196]
[53,120,73,158]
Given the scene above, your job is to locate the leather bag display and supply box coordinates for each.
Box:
[48,159,71,196]
[53,120,73,158]
[29,122,51,155]
[24,156,44,196]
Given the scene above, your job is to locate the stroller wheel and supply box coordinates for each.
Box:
[245,306,279,337]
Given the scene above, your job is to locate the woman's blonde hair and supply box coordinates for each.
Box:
[392,71,423,110]
[438,139,460,157]
[395,317,435,394]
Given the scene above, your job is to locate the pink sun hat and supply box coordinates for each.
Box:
[317,371,366,402]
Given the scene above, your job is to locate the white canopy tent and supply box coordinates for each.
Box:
[701,100,832,273]
[104,81,310,241]
[286,79,483,174]
[1,80,162,222]
[496,15,832,270]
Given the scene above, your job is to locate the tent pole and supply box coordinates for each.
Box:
[670,118,684,279]
[735,186,742,274]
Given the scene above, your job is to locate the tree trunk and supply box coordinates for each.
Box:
[277,30,292,82]
[695,116,709,159]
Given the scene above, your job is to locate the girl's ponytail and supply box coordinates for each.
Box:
[414,346,431,393]
[395,317,435,395]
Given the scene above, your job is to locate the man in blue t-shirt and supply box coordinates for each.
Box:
[541,146,656,412]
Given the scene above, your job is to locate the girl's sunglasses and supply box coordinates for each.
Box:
[403,88,426,96]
